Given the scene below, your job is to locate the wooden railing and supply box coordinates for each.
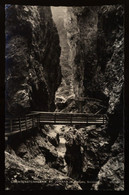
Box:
[35,112,107,125]
[5,113,40,136]
[5,112,108,137]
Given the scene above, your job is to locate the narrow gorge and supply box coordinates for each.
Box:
[5,5,124,191]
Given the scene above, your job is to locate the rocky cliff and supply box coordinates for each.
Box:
[65,5,124,113]
[5,127,82,190]
[63,5,124,190]
[51,7,75,108]
[64,6,98,99]
[5,5,61,116]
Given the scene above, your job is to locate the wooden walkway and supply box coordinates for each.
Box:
[5,111,107,137]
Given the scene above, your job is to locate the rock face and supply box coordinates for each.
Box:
[5,128,82,190]
[5,152,82,190]
[64,125,110,180]
[51,7,75,106]
[64,6,98,99]
[96,5,124,114]
[64,124,124,190]
[92,133,124,191]
[63,5,124,190]
[5,5,61,116]
[65,5,124,113]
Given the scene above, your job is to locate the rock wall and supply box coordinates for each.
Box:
[5,5,61,116]
[65,5,124,114]
[5,128,82,190]
[63,5,124,190]
[96,5,124,114]
[92,133,124,191]
[64,124,124,189]
[51,7,75,107]
[64,6,99,99]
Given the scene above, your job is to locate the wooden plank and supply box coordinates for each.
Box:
[12,118,32,124]
[39,121,104,125]
[5,130,19,136]
[40,116,54,120]
[10,123,32,131]
[73,117,87,121]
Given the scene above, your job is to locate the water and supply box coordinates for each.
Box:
[53,125,68,173]
[57,135,66,157]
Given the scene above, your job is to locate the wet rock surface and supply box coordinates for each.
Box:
[64,6,99,99]
[64,5,124,113]
[5,5,61,116]
[5,150,82,190]
[5,127,82,190]
[92,133,124,191]
[64,125,124,190]
[64,125,110,180]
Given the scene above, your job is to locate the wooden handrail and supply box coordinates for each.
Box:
[5,112,108,136]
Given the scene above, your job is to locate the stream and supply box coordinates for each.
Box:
[48,125,69,174]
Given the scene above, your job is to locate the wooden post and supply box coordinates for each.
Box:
[25,116,27,130]
[103,115,104,124]
[19,117,21,132]
[54,113,56,124]
[71,114,72,124]
[78,102,81,113]
[94,115,96,123]
[81,102,82,113]
[10,119,12,132]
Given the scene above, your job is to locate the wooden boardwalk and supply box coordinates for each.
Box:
[5,111,107,137]
[37,112,107,124]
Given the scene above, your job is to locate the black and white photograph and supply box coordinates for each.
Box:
[4,2,125,191]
